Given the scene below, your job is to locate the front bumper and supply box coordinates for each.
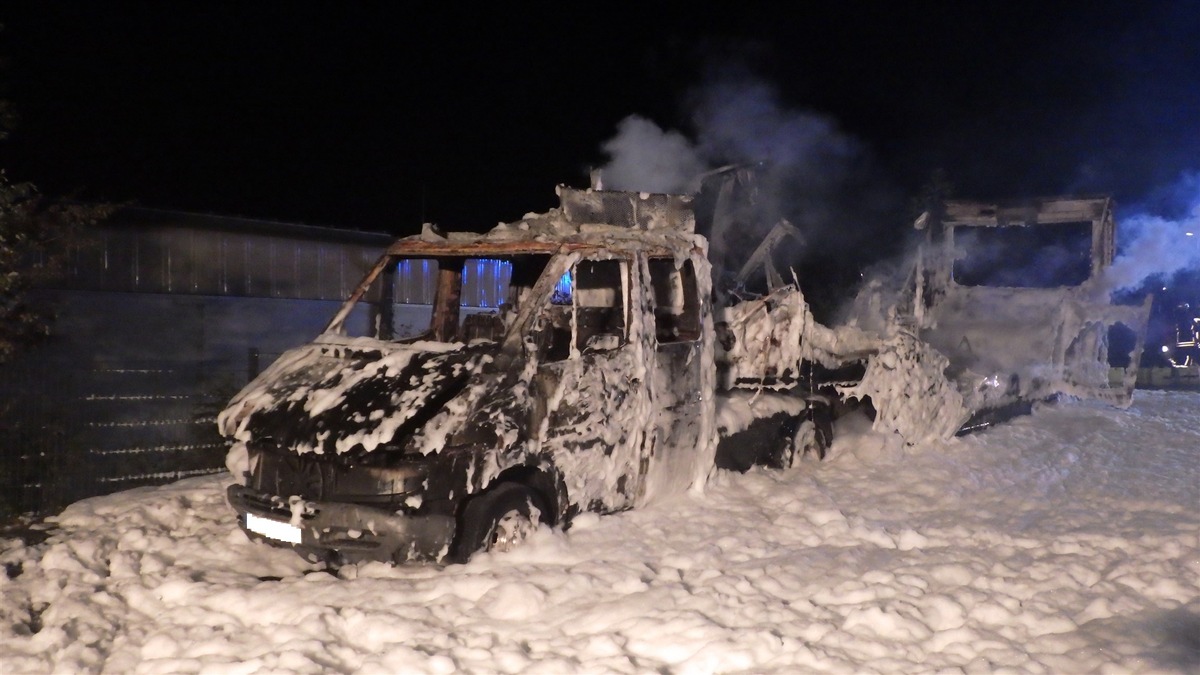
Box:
[227,484,456,565]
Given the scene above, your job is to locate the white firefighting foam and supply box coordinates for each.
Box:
[3,389,1197,674]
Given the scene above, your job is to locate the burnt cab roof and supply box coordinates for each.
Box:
[940,195,1114,227]
[930,195,1117,274]
[384,186,704,260]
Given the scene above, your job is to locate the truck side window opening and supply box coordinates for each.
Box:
[538,259,626,362]
[573,260,626,351]
[648,258,700,343]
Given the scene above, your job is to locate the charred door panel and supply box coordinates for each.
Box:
[643,257,705,500]
[531,258,650,513]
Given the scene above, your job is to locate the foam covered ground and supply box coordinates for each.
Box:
[2,390,1197,673]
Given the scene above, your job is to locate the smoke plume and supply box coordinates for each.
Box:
[596,117,705,194]
[595,77,864,200]
[690,78,860,182]
[1103,173,1200,295]
[594,74,902,319]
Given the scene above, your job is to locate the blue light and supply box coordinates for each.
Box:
[552,269,572,305]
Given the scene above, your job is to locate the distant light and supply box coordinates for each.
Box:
[1188,232,1195,237]
[1162,345,1171,353]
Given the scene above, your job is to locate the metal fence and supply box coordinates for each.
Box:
[0,357,248,518]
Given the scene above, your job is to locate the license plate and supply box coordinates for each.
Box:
[245,513,302,544]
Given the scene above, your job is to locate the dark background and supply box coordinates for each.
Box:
[2,2,1198,236]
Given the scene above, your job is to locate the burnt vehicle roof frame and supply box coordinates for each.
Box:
[929,195,1117,288]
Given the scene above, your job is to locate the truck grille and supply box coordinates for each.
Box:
[247,446,426,505]
[249,450,339,500]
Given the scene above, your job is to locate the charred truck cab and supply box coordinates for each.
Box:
[844,196,1153,443]
[219,188,731,565]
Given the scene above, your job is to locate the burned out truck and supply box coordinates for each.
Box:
[217,183,1149,566]
[843,195,1152,443]
[217,185,874,565]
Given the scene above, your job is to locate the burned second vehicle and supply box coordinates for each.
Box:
[217,186,856,565]
[843,195,1153,442]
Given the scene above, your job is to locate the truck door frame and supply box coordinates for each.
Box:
[529,253,654,512]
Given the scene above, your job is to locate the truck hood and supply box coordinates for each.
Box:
[217,335,496,457]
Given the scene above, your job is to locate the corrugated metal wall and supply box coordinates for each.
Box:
[66,226,382,301]
[60,226,513,307]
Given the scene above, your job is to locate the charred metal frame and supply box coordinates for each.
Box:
[933,196,1116,285]
[917,195,1150,413]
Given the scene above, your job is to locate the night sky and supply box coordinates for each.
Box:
[3,2,1199,238]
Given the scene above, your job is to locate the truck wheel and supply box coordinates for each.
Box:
[452,483,546,563]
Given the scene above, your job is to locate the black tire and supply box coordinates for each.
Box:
[451,483,547,564]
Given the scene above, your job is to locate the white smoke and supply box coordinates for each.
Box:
[595,77,862,198]
[690,78,860,180]
[593,74,900,321]
[1104,173,1200,295]
[596,116,705,194]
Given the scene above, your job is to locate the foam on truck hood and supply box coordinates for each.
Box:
[218,334,494,457]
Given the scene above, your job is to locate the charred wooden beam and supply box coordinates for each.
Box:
[385,237,681,259]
